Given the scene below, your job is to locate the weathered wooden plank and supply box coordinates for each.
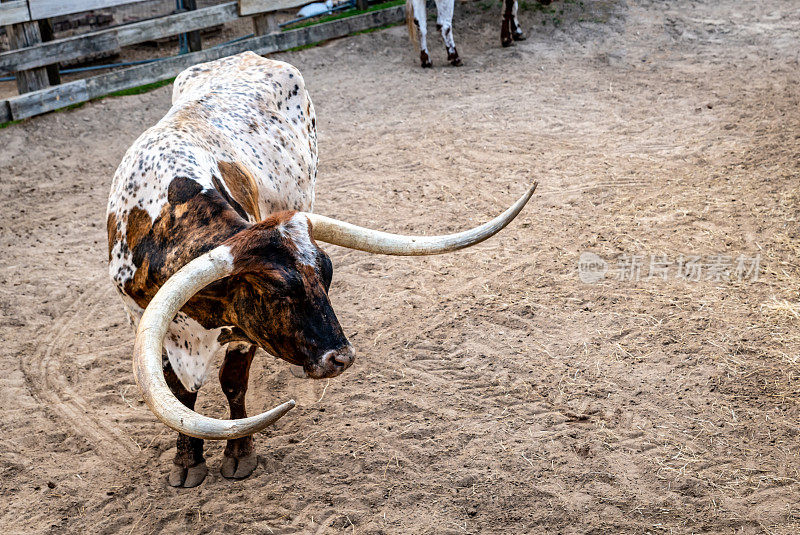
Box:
[0,2,239,74]
[28,0,149,20]
[115,2,236,47]
[8,79,88,119]
[239,0,312,17]
[0,1,30,25]
[4,6,405,120]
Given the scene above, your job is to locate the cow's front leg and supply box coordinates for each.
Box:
[501,0,525,47]
[219,344,258,479]
[163,357,207,488]
[410,0,432,67]
[435,0,461,66]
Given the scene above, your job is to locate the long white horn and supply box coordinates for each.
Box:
[302,182,537,255]
[133,245,295,440]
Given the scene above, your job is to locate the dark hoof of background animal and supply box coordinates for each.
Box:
[448,51,462,67]
[513,31,527,42]
[168,462,208,488]
[501,38,514,48]
[420,51,432,68]
[221,453,258,480]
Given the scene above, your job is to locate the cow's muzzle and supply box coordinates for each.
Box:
[304,345,355,379]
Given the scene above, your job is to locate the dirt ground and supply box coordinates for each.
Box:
[1,0,799,533]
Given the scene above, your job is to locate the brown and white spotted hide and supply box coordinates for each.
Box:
[107,52,351,392]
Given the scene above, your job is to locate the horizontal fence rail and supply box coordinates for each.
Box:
[0,5,405,122]
[0,0,152,24]
[29,1,148,20]
[0,1,29,26]
[0,2,241,74]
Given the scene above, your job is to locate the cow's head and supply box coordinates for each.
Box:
[226,212,354,379]
[132,182,537,440]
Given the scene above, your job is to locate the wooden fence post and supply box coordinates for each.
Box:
[2,0,50,94]
[252,12,279,36]
[183,0,202,51]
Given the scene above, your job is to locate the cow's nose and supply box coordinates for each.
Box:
[320,345,355,375]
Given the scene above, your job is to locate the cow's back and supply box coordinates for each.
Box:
[107,52,317,329]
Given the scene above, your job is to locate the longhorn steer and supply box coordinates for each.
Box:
[107,51,535,487]
[405,0,555,67]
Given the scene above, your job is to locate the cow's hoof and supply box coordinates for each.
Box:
[221,453,258,480]
[448,50,462,66]
[501,38,514,48]
[420,51,432,68]
[168,462,207,488]
[513,31,527,42]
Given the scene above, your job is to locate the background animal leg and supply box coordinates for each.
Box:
[501,0,520,47]
[219,344,258,479]
[435,0,461,66]
[510,0,526,41]
[163,357,207,488]
[411,0,432,67]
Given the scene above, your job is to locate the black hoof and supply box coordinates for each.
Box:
[221,453,258,480]
[168,462,207,488]
[502,39,514,48]
[448,49,462,66]
[513,31,527,41]
[420,51,432,68]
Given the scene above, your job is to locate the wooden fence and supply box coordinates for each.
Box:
[0,0,403,122]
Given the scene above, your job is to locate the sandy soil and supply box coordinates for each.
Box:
[1,0,799,533]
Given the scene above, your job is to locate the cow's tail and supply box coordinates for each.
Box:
[406,0,419,51]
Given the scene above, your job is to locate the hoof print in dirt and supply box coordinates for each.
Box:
[221,453,258,480]
[168,462,208,488]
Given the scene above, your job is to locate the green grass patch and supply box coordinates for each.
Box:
[57,102,87,113]
[352,21,402,35]
[0,118,23,129]
[104,77,175,98]
[282,0,404,31]
[288,41,322,52]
